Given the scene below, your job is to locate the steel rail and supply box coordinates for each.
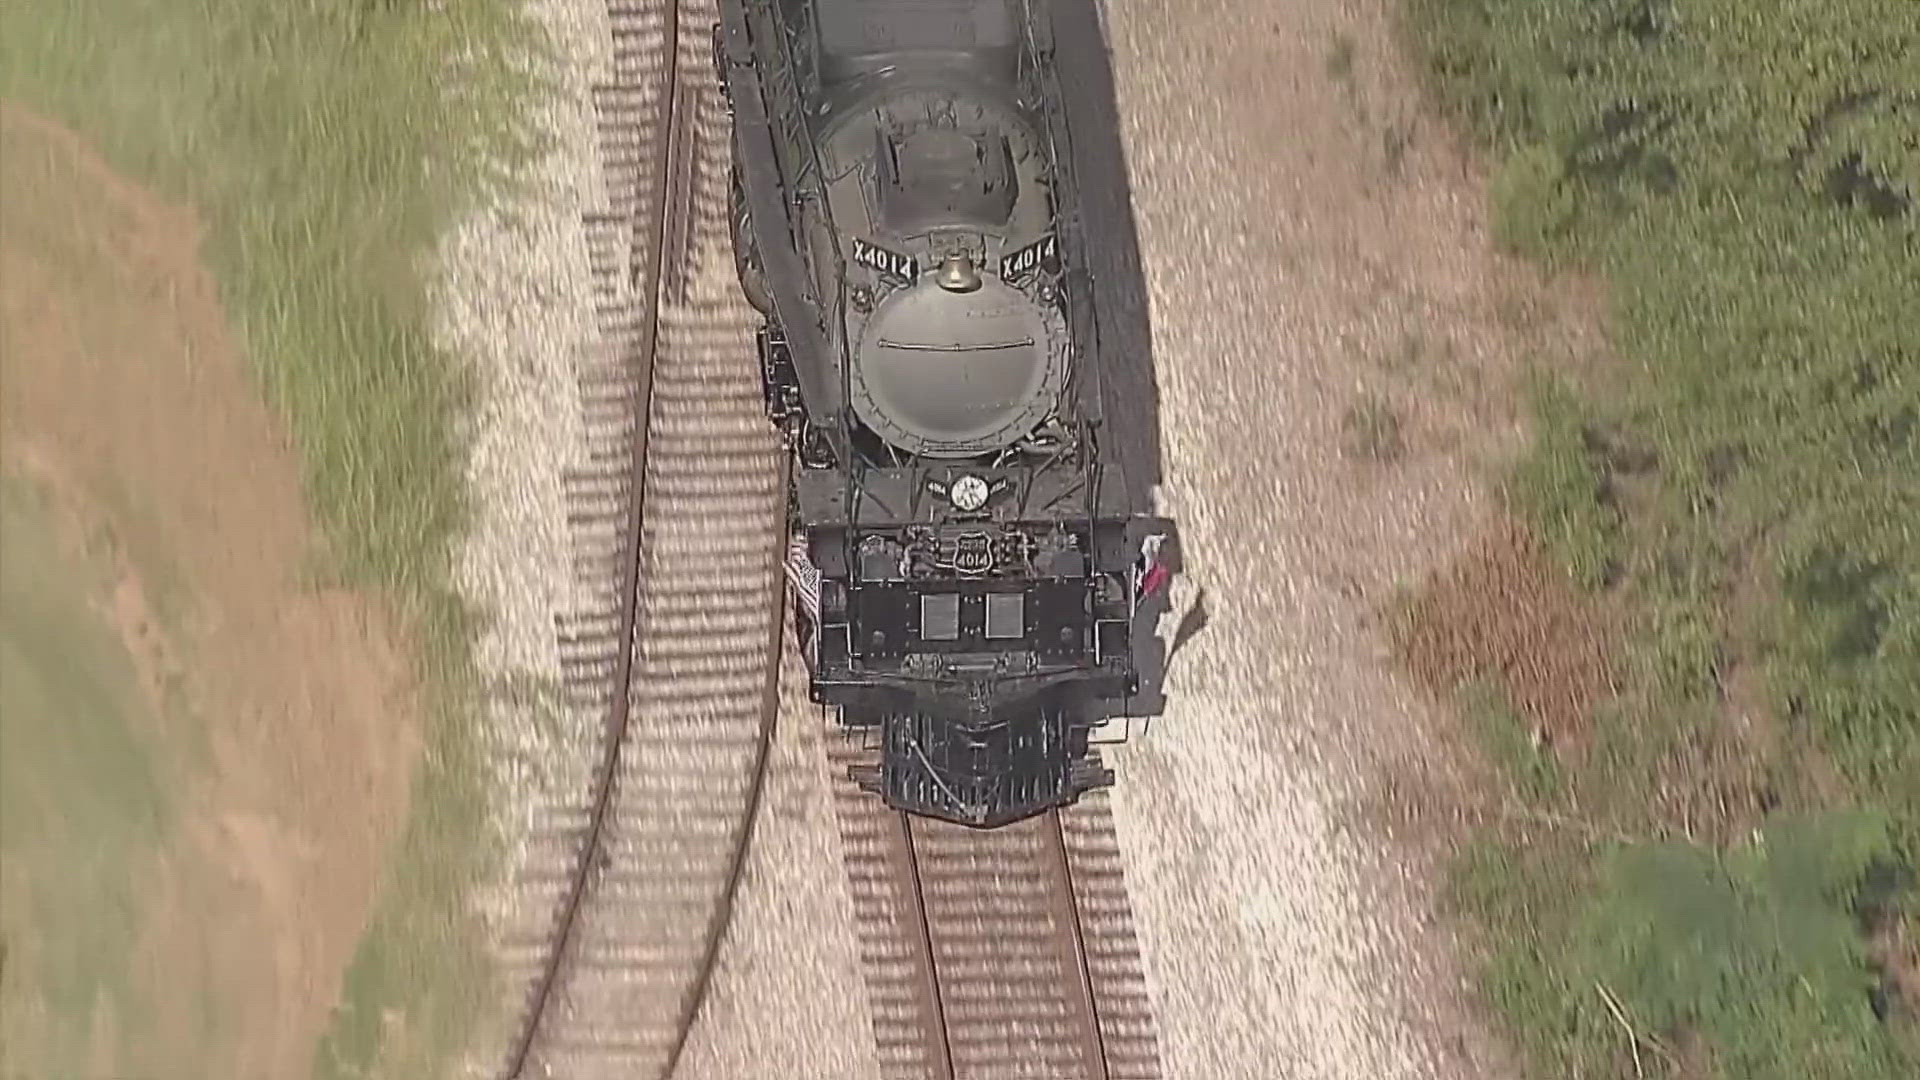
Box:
[499,0,683,1072]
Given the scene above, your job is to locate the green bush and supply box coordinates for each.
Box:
[1581,813,1906,1080]
[1455,813,1909,1080]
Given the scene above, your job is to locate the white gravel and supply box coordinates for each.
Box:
[431,0,622,1072]
[673,628,887,1080]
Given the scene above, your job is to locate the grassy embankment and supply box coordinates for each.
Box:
[1396,1,1918,1077]
[1,2,541,1077]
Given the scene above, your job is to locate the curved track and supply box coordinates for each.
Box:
[497,0,789,1075]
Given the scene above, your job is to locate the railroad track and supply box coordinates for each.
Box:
[829,740,1166,1080]
[485,1,1166,1076]
[495,0,788,1076]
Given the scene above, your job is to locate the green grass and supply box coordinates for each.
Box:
[1457,680,1566,805]
[1401,0,1920,1074]
[1508,376,1624,592]
[0,476,172,1077]
[1454,813,1907,1080]
[2,2,549,1076]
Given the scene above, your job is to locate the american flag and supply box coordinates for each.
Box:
[784,534,822,626]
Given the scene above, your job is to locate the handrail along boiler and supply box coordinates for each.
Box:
[714,0,1178,828]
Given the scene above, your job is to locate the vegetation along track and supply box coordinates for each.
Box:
[828,739,1165,1080]
[497,0,788,1076]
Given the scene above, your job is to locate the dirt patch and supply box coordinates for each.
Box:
[1392,516,1620,752]
[0,101,419,1080]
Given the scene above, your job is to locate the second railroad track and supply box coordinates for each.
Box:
[498,0,788,1075]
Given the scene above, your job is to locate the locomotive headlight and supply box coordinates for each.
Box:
[950,474,990,512]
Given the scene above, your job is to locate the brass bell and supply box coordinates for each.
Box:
[934,252,981,293]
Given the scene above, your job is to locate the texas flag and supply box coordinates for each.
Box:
[1134,532,1171,601]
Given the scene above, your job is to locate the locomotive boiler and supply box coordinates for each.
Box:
[714,0,1179,828]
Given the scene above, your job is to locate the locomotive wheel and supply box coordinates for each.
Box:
[729,162,773,315]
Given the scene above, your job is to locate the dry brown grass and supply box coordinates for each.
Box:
[1391,514,1619,753]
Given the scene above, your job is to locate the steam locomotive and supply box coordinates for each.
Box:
[714,0,1178,828]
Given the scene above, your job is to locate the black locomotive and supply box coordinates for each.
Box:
[715,0,1178,828]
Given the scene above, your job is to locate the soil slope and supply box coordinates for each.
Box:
[0,103,419,1080]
